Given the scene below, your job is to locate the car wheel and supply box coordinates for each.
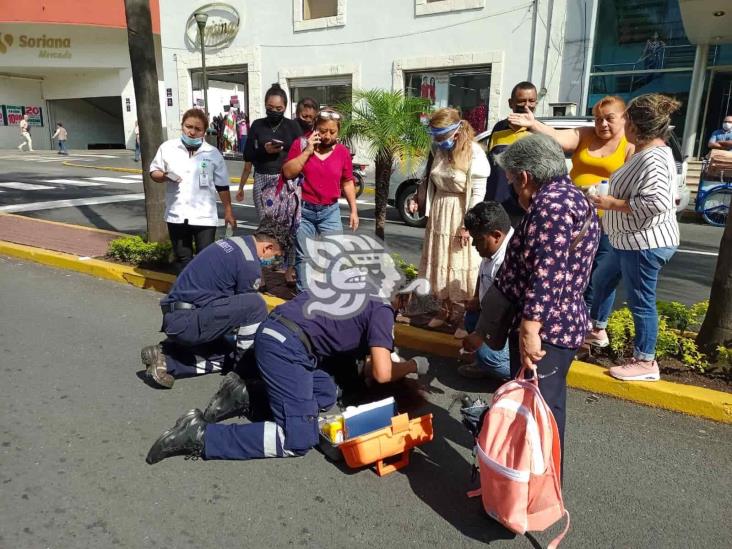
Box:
[396,181,427,228]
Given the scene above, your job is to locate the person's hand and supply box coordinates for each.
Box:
[264,141,283,154]
[349,209,359,231]
[411,356,430,375]
[519,319,545,372]
[223,209,237,230]
[459,227,471,247]
[590,194,614,210]
[408,196,420,214]
[305,131,320,153]
[235,187,245,202]
[507,109,536,131]
[462,332,483,353]
[465,297,480,313]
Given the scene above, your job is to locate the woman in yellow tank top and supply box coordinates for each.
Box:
[506,96,635,314]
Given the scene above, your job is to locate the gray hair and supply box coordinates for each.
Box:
[496,133,567,186]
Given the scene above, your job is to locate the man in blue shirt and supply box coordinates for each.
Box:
[708,115,732,152]
[140,218,289,389]
[145,290,430,464]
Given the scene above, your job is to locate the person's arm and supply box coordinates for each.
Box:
[149,145,172,183]
[214,155,236,229]
[468,144,489,210]
[51,129,60,139]
[282,132,317,180]
[236,162,253,202]
[708,132,722,150]
[369,348,429,383]
[624,142,635,161]
[506,110,583,153]
[340,147,359,231]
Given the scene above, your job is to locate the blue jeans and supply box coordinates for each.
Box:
[584,232,612,310]
[57,140,68,155]
[295,201,343,292]
[464,309,510,379]
[134,141,141,161]
[590,246,677,361]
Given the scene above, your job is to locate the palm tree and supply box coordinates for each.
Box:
[124,0,167,243]
[696,211,732,354]
[339,90,431,240]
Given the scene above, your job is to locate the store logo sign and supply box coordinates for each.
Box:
[0,33,13,54]
[185,3,241,50]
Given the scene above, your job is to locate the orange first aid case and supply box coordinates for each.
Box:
[338,413,433,476]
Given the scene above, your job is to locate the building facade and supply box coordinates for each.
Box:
[0,2,163,151]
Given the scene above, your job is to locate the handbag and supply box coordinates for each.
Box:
[415,152,434,217]
[475,200,594,350]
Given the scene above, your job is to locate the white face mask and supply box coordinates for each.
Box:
[723,122,732,132]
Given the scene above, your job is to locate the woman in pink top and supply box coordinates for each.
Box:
[282,108,359,292]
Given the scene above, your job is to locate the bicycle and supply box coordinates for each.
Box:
[695,159,731,227]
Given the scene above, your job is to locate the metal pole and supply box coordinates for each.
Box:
[682,43,709,160]
[580,0,599,115]
[197,20,208,115]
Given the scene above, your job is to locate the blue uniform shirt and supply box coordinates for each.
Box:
[709,129,732,150]
[274,292,395,359]
[162,236,261,308]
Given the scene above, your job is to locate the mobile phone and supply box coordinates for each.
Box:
[270,139,284,147]
[166,170,183,183]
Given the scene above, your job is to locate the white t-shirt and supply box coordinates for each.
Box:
[19,120,29,133]
[150,138,230,227]
[478,226,513,301]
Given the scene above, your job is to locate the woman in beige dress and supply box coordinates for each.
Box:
[410,108,489,337]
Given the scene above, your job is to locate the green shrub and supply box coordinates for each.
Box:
[654,317,679,360]
[391,253,419,282]
[606,307,634,356]
[656,300,708,334]
[108,235,171,266]
[679,338,708,373]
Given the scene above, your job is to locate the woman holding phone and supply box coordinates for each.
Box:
[237,84,303,220]
[282,108,359,292]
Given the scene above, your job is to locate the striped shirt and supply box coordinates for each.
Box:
[603,146,680,250]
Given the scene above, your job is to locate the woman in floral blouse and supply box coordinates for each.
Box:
[464,134,600,453]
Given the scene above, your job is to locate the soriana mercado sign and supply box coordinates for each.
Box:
[185,3,240,50]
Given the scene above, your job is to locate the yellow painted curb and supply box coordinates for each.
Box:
[2,239,729,424]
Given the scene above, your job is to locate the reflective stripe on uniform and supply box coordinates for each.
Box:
[237,322,260,337]
[276,423,295,457]
[236,339,254,351]
[262,327,286,343]
[263,422,278,457]
[230,236,254,262]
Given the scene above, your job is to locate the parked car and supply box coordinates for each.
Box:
[389,117,690,227]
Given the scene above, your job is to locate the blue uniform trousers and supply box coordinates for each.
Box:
[160,293,267,378]
[204,318,338,460]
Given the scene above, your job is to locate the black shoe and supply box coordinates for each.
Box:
[202,372,249,423]
[141,344,174,389]
[146,409,206,464]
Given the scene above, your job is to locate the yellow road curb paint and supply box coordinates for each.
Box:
[2,239,728,423]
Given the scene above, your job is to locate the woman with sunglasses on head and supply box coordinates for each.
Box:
[409,107,490,337]
[237,83,303,219]
[282,108,359,292]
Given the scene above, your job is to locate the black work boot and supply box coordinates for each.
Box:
[146,409,206,464]
[141,344,174,389]
[202,372,249,423]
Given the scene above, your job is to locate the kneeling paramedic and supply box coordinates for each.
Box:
[145,290,430,463]
[140,218,289,389]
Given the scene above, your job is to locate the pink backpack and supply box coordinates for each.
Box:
[467,366,570,548]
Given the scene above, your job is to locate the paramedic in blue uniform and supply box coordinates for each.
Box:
[145,290,431,464]
[139,218,290,389]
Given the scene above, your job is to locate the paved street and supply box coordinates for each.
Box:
[1,257,730,548]
[0,149,723,307]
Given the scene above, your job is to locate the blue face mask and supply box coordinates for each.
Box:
[181,134,203,148]
[430,122,460,152]
[436,137,456,151]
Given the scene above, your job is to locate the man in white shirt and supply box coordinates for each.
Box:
[17,115,33,152]
[459,202,514,379]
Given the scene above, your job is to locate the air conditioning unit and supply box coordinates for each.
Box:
[549,102,577,117]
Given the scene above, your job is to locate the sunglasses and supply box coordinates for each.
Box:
[316,111,341,121]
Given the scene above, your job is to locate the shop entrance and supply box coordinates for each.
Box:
[699,70,732,157]
[47,97,125,150]
[191,64,248,158]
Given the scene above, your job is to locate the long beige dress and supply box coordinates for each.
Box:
[418,144,488,303]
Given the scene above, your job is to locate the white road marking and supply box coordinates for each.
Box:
[676,248,718,257]
[0,193,145,213]
[88,176,140,184]
[0,182,55,191]
[122,174,143,180]
[44,178,104,187]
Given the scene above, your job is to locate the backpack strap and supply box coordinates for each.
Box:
[466,488,481,498]
[547,510,570,549]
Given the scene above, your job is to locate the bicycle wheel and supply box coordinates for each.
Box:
[701,187,731,227]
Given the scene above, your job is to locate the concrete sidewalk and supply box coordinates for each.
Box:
[0,212,729,423]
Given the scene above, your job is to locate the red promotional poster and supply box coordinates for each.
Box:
[5,105,24,125]
[24,105,44,126]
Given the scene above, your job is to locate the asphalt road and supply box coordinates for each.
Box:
[1,257,730,548]
[0,149,724,306]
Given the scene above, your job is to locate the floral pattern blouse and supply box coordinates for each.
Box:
[495,176,600,349]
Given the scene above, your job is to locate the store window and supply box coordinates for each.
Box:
[191,65,249,158]
[404,67,491,133]
[288,75,353,116]
[304,0,338,19]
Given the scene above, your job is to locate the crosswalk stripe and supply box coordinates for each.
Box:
[88,176,140,184]
[0,182,55,191]
[0,193,145,213]
[44,178,104,187]
[122,174,142,180]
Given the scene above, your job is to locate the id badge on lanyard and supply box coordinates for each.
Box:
[198,160,210,188]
